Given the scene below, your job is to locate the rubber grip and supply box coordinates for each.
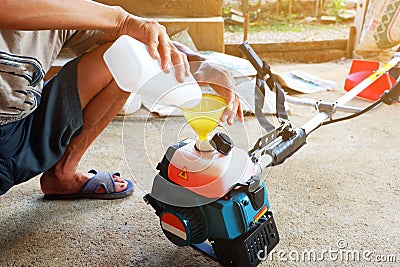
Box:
[268,128,307,165]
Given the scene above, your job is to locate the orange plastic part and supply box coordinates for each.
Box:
[344,59,397,101]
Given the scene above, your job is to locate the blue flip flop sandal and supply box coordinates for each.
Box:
[43,169,134,200]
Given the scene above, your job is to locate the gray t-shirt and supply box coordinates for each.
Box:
[0,30,103,125]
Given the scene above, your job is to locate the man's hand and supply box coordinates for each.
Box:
[171,42,243,125]
[192,61,244,125]
[109,13,190,83]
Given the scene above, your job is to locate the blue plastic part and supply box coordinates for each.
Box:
[191,243,217,260]
[204,181,270,240]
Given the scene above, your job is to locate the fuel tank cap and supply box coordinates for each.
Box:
[210,132,234,155]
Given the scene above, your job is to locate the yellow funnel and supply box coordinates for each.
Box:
[181,94,226,150]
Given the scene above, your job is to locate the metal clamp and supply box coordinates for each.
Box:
[316,101,337,119]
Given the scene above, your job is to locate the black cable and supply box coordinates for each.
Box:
[322,100,383,126]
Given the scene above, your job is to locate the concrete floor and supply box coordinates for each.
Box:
[1,59,399,267]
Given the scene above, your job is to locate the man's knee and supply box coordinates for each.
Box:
[77,42,117,108]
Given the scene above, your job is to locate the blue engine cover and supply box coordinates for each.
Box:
[204,181,270,240]
[148,173,271,241]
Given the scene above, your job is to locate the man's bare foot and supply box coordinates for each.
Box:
[40,168,127,195]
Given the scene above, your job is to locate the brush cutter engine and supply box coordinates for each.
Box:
[144,136,279,267]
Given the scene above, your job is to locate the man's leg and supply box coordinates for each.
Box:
[40,43,131,195]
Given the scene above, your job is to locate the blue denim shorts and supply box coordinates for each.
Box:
[0,57,83,195]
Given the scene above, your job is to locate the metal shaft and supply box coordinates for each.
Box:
[302,54,400,135]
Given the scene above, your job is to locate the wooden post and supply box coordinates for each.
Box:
[354,0,370,51]
[276,0,280,19]
[315,0,320,18]
[242,0,249,41]
[347,26,357,58]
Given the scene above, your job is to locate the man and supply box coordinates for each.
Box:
[0,1,243,198]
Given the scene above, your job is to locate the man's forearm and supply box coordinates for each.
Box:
[0,0,125,35]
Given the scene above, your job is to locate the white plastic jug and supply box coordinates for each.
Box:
[103,35,202,108]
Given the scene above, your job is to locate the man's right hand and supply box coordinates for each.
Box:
[107,11,190,83]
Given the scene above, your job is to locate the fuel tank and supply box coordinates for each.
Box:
[165,139,257,198]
